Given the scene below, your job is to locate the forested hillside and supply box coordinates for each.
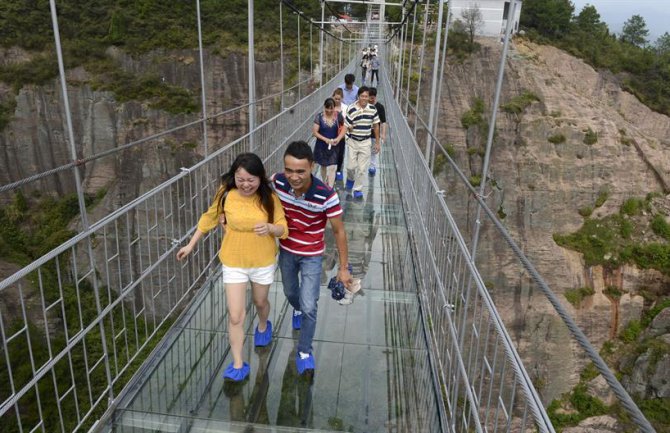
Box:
[0,0,326,125]
[520,0,670,116]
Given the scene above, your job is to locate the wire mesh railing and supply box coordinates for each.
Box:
[0,57,353,433]
[380,68,555,432]
[384,12,656,430]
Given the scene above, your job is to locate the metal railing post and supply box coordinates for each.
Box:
[470,0,516,259]
[196,0,209,157]
[248,0,257,151]
[404,7,418,115]
[297,14,301,100]
[49,0,115,407]
[280,1,285,110]
[414,0,430,137]
[319,0,325,87]
[425,0,445,165]
[395,7,405,95]
[339,39,343,71]
[430,1,452,168]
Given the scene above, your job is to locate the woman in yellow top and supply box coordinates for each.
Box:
[177,153,288,382]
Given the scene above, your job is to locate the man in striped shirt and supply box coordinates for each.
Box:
[344,86,380,199]
[272,141,353,375]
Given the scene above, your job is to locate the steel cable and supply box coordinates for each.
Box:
[401,93,657,433]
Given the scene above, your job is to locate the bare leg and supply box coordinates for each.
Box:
[251,282,271,331]
[326,165,337,187]
[226,282,247,368]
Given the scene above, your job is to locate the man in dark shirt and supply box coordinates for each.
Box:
[368,87,387,176]
[369,55,380,86]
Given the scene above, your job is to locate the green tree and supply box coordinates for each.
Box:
[655,32,670,55]
[461,5,484,46]
[574,5,607,35]
[520,0,574,39]
[621,14,649,47]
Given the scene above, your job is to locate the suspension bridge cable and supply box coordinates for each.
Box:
[323,1,356,36]
[412,0,430,136]
[278,0,348,42]
[1,2,346,194]
[385,0,417,42]
[401,94,657,433]
[0,70,316,195]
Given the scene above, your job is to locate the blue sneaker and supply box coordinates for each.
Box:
[292,309,302,330]
[345,179,354,191]
[223,362,250,382]
[353,191,363,199]
[335,172,344,181]
[254,320,272,347]
[296,352,315,374]
[368,167,376,176]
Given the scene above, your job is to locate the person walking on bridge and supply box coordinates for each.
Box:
[272,141,353,375]
[369,55,380,87]
[360,54,370,85]
[338,73,358,106]
[177,153,288,382]
[344,87,380,199]
[332,88,348,182]
[368,87,386,176]
[312,98,346,187]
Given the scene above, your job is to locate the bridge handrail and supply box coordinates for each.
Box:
[0,54,355,432]
[393,71,656,432]
[0,64,349,294]
[382,72,555,432]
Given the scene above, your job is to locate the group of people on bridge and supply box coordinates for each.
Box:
[176,70,388,382]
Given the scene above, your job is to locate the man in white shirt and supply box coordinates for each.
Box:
[338,74,359,106]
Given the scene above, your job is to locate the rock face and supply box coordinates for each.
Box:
[0,49,283,321]
[621,307,670,399]
[622,337,670,398]
[648,307,670,337]
[587,375,617,407]
[0,49,283,210]
[433,38,670,402]
[562,415,622,433]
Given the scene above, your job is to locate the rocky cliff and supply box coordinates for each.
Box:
[433,37,670,408]
[0,48,284,324]
[0,48,283,212]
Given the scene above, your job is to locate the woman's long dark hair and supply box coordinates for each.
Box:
[215,153,274,222]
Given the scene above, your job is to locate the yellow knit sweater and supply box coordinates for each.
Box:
[197,188,288,267]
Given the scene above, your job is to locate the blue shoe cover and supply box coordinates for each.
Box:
[296,352,315,374]
[254,320,272,347]
[345,179,354,191]
[353,191,363,199]
[223,362,250,381]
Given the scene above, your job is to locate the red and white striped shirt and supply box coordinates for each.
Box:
[271,173,342,256]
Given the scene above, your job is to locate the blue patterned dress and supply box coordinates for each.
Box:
[313,112,343,167]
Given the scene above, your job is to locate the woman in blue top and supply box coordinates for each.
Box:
[312,98,345,187]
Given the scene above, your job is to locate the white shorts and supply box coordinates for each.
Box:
[222,263,276,285]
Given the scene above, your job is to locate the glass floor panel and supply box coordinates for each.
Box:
[106,146,443,432]
[114,337,438,433]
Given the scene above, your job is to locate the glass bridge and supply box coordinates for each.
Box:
[0,1,657,432]
[105,149,441,432]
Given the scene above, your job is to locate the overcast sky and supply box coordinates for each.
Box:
[571,0,668,42]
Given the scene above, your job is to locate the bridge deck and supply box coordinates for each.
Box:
[107,147,442,432]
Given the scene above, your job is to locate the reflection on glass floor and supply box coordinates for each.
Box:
[109,149,442,432]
